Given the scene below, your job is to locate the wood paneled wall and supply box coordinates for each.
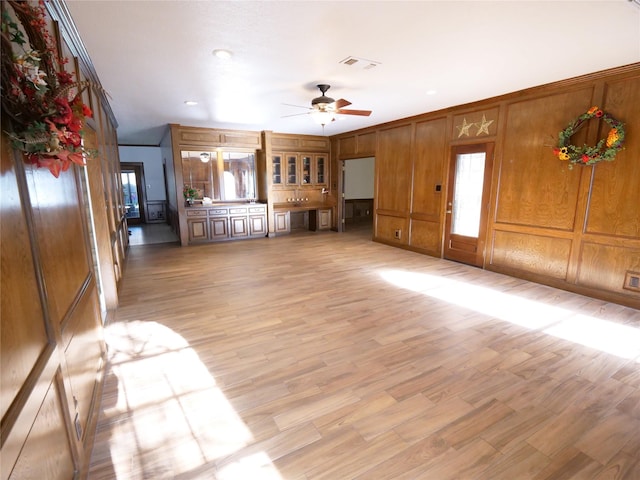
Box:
[0,1,124,478]
[333,64,640,308]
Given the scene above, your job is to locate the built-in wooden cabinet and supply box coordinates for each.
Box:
[267,133,334,235]
[185,204,267,244]
[273,152,328,187]
[170,128,335,240]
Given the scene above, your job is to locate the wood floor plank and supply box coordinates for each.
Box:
[87,228,640,479]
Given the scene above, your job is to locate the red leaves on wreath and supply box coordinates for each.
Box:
[52,97,73,124]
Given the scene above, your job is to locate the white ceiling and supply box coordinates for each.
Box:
[65,1,640,146]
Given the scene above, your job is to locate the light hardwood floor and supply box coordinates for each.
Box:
[88,228,640,479]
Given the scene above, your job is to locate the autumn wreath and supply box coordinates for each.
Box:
[553,106,625,169]
[1,0,100,177]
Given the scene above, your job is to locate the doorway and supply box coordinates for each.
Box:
[341,157,375,235]
[444,143,494,267]
[121,162,147,225]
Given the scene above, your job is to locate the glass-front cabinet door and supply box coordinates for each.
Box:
[286,154,298,186]
[302,156,311,185]
[272,155,282,185]
[315,155,326,185]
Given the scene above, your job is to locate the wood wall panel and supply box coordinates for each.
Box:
[63,281,103,442]
[586,76,640,238]
[357,132,377,156]
[491,230,572,280]
[0,138,50,423]
[334,64,640,306]
[84,127,118,311]
[26,166,91,327]
[1,2,122,476]
[577,243,640,294]
[376,125,412,214]
[338,132,377,159]
[8,379,75,480]
[339,135,357,157]
[409,219,441,254]
[496,88,593,230]
[376,214,408,245]
[412,118,447,217]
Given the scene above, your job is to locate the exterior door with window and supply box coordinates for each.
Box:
[444,143,494,267]
[121,163,146,225]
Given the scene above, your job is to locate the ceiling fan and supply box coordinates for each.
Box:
[284,84,372,125]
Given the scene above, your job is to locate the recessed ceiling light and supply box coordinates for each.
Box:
[213,49,233,59]
[426,90,437,95]
[184,100,198,106]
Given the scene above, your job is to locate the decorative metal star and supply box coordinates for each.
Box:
[456,118,474,138]
[476,114,494,135]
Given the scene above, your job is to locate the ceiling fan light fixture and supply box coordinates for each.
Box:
[311,84,335,108]
[311,110,335,126]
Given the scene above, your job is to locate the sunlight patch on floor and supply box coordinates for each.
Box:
[379,269,640,361]
[217,452,285,480]
[102,321,283,479]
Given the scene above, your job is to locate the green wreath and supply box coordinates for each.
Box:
[553,106,625,168]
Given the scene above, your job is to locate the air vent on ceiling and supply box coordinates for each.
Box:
[339,56,381,70]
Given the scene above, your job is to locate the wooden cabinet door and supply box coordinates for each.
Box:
[249,215,267,236]
[319,208,331,230]
[209,217,228,240]
[272,154,282,186]
[274,211,290,234]
[301,155,312,185]
[188,219,208,242]
[230,216,249,237]
[315,155,327,185]
[285,154,298,186]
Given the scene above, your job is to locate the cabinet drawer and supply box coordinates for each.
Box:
[249,206,266,213]
[229,207,247,214]
[208,208,228,216]
[186,209,207,217]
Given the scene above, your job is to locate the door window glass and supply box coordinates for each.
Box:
[121,170,140,219]
[451,152,485,237]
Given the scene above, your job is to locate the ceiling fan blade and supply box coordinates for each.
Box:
[282,103,311,110]
[335,98,352,109]
[336,108,372,116]
[281,112,310,118]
